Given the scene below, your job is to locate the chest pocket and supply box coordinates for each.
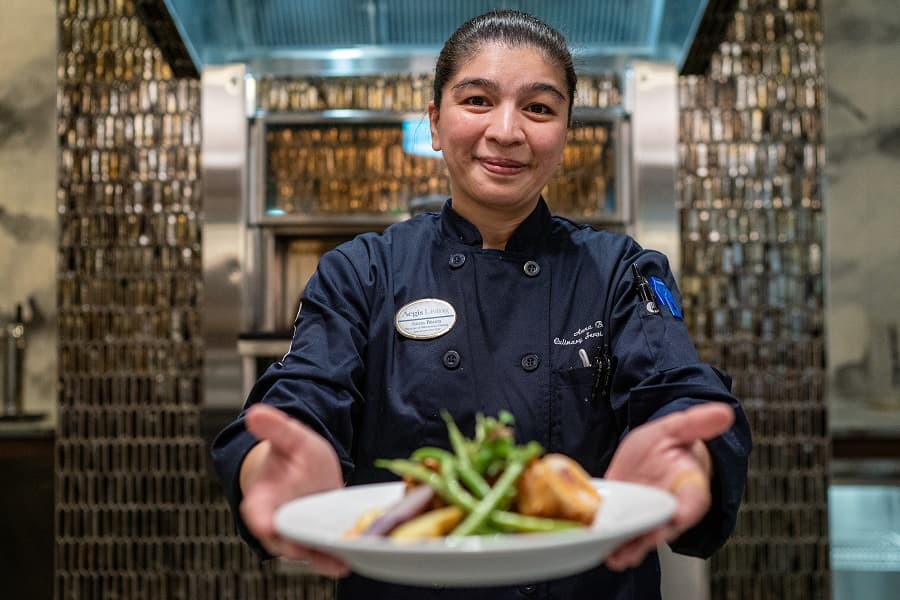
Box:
[552,365,618,476]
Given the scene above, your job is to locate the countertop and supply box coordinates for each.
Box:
[0,413,55,439]
[830,394,900,460]
[831,395,900,437]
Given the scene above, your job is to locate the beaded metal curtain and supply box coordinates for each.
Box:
[55,0,329,597]
[679,0,829,598]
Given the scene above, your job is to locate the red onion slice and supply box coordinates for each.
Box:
[361,485,436,537]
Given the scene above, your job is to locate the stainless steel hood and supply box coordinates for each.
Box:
[136,0,734,78]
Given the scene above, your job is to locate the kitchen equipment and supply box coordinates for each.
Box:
[3,304,26,418]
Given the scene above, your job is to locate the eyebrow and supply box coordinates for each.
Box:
[451,78,567,103]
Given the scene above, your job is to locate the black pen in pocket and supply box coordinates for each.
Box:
[632,263,660,315]
[590,344,614,403]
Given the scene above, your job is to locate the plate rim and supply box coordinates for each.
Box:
[274,478,677,556]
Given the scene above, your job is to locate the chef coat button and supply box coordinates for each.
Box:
[523,260,540,277]
[443,350,461,369]
[449,253,466,268]
[518,584,537,595]
[520,353,540,372]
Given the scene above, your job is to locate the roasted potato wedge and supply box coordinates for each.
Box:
[344,506,386,539]
[389,506,465,541]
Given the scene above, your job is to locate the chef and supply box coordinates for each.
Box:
[212,9,751,599]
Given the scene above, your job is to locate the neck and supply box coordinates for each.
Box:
[452,197,538,250]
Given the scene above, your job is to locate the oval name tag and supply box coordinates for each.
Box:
[395,298,457,340]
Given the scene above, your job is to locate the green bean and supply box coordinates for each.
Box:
[457,461,492,498]
[440,410,474,469]
[491,511,582,533]
[378,414,585,539]
[513,441,544,462]
[474,413,486,446]
[411,445,491,498]
[410,446,454,463]
[377,457,582,535]
[449,443,542,538]
[438,456,477,512]
[373,459,450,501]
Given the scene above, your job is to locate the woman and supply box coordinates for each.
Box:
[213,10,751,600]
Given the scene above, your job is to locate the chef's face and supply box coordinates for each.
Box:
[428,42,569,217]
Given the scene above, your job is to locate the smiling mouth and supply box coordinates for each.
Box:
[479,158,527,175]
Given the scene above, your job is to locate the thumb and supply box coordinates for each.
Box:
[245,403,317,458]
[655,403,734,445]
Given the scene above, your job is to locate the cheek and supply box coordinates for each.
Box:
[440,126,477,156]
[536,133,568,164]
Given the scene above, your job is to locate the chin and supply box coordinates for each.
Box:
[479,192,538,210]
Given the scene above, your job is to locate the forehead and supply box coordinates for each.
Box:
[451,42,567,89]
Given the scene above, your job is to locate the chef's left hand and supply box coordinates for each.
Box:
[602,402,734,571]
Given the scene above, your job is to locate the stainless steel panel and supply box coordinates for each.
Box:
[202,64,248,409]
[626,61,703,599]
[236,339,292,399]
[625,61,680,275]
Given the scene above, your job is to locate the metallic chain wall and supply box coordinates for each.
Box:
[55,1,329,597]
[678,0,829,598]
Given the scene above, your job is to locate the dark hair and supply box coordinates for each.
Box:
[433,10,577,121]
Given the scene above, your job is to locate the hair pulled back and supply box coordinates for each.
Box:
[433,10,577,121]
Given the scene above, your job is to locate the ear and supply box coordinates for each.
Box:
[427,101,442,151]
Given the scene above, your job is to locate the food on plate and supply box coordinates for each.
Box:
[516,453,602,525]
[346,410,602,540]
[389,505,465,541]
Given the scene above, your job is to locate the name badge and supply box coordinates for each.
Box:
[395,298,457,340]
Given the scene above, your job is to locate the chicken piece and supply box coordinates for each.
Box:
[516,453,601,525]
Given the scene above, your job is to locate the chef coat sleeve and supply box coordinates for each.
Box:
[210,244,373,557]
[605,244,752,559]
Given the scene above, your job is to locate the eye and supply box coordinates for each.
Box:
[464,96,488,107]
[526,103,553,115]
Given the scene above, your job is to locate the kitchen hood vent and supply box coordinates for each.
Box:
[137,0,729,79]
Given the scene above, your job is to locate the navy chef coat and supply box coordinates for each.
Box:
[212,198,751,600]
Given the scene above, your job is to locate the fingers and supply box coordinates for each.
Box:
[605,484,709,571]
[270,543,350,578]
[245,403,316,458]
[240,480,282,540]
[241,490,349,578]
[654,403,734,445]
[606,468,712,572]
[605,529,665,571]
[666,471,711,535]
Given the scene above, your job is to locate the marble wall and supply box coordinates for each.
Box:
[0,0,57,421]
[823,0,900,426]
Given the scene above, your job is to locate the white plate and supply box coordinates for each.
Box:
[273,479,676,587]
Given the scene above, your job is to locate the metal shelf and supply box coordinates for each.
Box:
[253,212,409,235]
[253,106,629,126]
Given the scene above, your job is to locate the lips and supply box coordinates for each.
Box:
[479,157,527,175]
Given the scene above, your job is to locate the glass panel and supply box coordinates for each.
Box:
[262,119,617,222]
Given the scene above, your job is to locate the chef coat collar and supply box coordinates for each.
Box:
[440,198,552,252]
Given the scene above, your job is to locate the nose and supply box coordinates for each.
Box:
[485,103,525,145]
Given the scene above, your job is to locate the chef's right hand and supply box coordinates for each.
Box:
[239,403,348,576]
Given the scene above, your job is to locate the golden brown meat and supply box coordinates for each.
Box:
[516,453,601,525]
